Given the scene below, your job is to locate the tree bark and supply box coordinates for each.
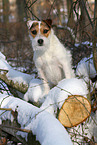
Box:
[79,0,93,41]
[67,0,75,28]
[0,71,28,94]
[93,0,97,72]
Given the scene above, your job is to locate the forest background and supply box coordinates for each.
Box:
[0,0,97,73]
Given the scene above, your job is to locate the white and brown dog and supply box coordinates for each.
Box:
[27,19,75,94]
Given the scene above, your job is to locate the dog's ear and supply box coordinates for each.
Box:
[43,19,52,28]
[27,20,34,29]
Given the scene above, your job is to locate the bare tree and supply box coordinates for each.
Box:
[93,0,97,72]
[67,0,75,28]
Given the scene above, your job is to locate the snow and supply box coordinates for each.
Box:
[24,77,89,110]
[76,54,97,82]
[24,79,46,103]
[0,52,6,59]
[0,51,89,113]
[0,93,73,145]
[75,41,93,47]
[68,111,97,144]
[0,52,33,85]
[35,113,72,145]
[41,78,88,115]
[6,68,33,85]
[0,52,11,70]
[0,51,97,144]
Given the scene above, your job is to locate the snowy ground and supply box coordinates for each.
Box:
[0,51,97,145]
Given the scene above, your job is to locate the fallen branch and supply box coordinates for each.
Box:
[0,94,72,145]
[0,71,28,94]
[0,124,31,133]
[0,108,12,111]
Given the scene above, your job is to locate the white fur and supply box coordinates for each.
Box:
[27,20,75,94]
[29,32,50,53]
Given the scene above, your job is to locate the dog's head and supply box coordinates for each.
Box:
[27,19,52,53]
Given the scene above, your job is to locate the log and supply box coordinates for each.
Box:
[58,95,91,127]
[0,93,73,145]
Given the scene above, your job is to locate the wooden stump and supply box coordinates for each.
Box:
[58,95,91,127]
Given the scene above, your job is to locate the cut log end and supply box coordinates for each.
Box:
[58,95,91,128]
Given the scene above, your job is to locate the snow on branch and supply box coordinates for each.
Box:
[0,52,97,144]
[0,52,33,94]
[0,93,72,145]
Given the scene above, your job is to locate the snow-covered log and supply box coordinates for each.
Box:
[0,52,96,144]
[41,78,89,115]
[0,93,73,145]
[0,52,33,94]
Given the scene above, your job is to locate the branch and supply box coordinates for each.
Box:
[92,0,97,72]
[0,71,28,94]
[0,94,72,145]
[81,0,94,29]
[28,0,38,9]
[0,108,12,111]
[0,124,31,133]
[24,0,40,20]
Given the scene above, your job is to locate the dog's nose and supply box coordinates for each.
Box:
[38,39,44,45]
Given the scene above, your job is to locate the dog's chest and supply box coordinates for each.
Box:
[34,51,59,68]
[34,52,64,85]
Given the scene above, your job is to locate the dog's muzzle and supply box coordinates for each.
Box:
[37,39,44,46]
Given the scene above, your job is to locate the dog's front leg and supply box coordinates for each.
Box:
[62,60,75,79]
[37,68,50,96]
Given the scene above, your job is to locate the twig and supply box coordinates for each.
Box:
[0,96,10,108]
[0,81,10,95]
[0,108,12,111]
[0,69,8,73]
[81,0,94,29]
[0,124,31,133]
[24,0,40,20]
[47,0,56,18]
[28,0,38,9]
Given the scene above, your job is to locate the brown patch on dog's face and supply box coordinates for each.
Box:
[30,22,39,38]
[40,21,51,37]
[30,21,51,38]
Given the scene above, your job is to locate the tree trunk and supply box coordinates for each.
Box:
[79,0,93,41]
[67,0,75,28]
[3,0,9,23]
[93,0,97,72]
[3,0,10,40]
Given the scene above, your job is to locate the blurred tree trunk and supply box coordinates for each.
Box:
[56,0,63,25]
[67,0,75,28]
[16,0,25,66]
[3,0,9,23]
[79,0,92,41]
[93,0,97,72]
[16,0,25,22]
[3,0,10,39]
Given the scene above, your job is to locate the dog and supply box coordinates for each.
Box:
[27,19,75,95]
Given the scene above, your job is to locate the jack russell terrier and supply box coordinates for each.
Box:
[27,19,75,95]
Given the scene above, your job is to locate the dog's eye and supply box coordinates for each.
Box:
[31,30,37,35]
[43,29,49,34]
